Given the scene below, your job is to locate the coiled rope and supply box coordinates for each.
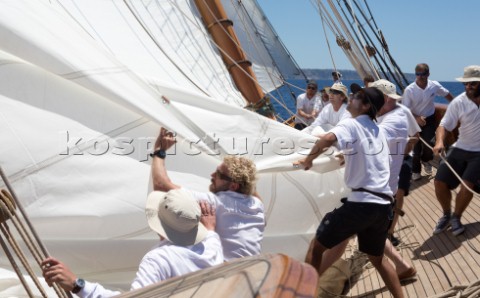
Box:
[0,167,71,298]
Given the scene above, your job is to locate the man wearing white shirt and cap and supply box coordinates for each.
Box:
[41,189,222,297]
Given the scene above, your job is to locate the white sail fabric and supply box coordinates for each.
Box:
[49,0,247,107]
[223,0,305,92]
[0,1,347,296]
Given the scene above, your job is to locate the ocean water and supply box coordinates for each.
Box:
[269,79,465,121]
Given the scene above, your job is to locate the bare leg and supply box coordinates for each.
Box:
[453,181,475,218]
[389,189,405,235]
[306,239,328,275]
[304,238,315,263]
[384,239,411,274]
[434,179,452,213]
[318,239,349,275]
[368,255,404,298]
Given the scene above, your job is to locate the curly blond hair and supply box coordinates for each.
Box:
[223,156,257,195]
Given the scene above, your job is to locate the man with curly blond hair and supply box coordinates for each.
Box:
[151,128,265,261]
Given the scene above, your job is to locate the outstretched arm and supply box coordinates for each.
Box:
[293,132,337,170]
[152,128,180,191]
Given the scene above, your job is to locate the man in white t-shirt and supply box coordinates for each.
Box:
[294,80,320,130]
[432,65,480,237]
[151,128,265,261]
[402,63,453,180]
[42,189,223,297]
[302,83,351,136]
[294,87,404,297]
[372,80,421,248]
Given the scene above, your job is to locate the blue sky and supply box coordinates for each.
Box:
[256,0,478,81]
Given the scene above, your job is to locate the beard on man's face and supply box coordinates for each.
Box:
[466,84,480,99]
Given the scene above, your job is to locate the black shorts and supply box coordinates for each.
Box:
[397,156,412,196]
[435,147,480,192]
[316,201,392,256]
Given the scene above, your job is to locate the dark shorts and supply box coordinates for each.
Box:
[435,147,480,192]
[316,201,393,256]
[397,155,412,196]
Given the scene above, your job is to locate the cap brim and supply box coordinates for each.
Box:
[160,219,208,246]
[145,191,208,246]
[387,93,402,100]
[456,77,480,82]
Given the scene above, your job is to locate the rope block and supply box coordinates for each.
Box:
[0,188,16,222]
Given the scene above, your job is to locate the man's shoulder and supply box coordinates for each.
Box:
[297,93,307,100]
[217,191,264,210]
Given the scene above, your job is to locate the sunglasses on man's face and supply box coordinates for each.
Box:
[215,170,233,182]
[463,81,480,87]
[329,90,343,95]
[307,86,317,90]
[415,72,429,77]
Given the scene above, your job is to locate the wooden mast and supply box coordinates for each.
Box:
[194,0,274,118]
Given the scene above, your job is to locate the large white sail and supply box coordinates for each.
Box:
[0,1,347,296]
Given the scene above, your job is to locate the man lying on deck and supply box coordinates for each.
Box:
[41,189,223,297]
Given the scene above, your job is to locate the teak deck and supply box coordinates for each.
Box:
[345,162,480,298]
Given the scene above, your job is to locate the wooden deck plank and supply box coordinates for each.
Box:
[343,163,480,297]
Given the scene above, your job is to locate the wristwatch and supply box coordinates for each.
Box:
[72,278,85,294]
[150,149,166,159]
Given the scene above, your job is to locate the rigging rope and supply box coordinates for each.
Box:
[418,137,480,197]
[0,167,70,298]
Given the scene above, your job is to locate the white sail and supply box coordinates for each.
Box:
[0,1,347,295]
[222,0,305,92]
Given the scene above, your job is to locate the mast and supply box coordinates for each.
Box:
[194,0,274,117]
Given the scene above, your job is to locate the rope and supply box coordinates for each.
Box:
[164,0,298,116]
[0,168,70,298]
[418,136,480,197]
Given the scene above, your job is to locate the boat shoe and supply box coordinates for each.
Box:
[398,267,417,282]
[433,213,451,234]
[450,215,465,236]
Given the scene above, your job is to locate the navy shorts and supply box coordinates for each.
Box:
[435,147,480,192]
[397,155,412,196]
[316,201,393,256]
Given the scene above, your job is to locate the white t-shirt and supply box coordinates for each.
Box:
[79,231,223,298]
[402,80,450,117]
[398,104,422,137]
[377,107,409,194]
[303,103,351,135]
[188,190,265,261]
[329,115,392,204]
[295,93,320,125]
[440,92,480,152]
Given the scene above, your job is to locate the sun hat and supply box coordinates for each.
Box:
[455,65,480,82]
[330,83,348,98]
[145,189,208,246]
[369,79,402,101]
